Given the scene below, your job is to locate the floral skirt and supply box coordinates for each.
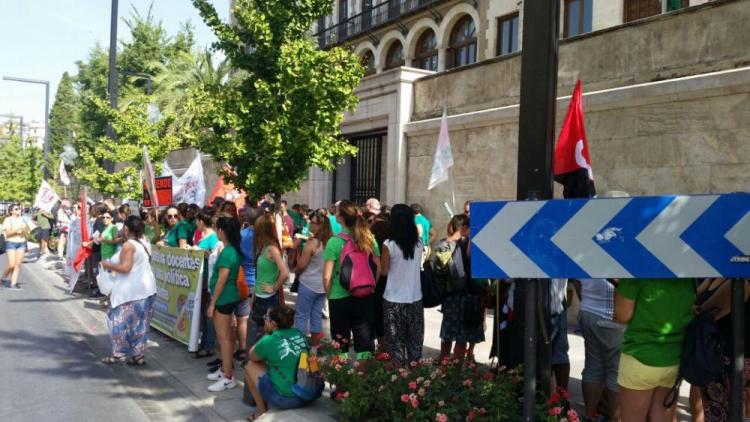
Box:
[107,295,156,358]
[439,293,485,344]
[701,356,750,421]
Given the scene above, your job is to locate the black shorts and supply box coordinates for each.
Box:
[38,228,51,241]
[215,301,240,315]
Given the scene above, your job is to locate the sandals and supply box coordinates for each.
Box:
[246,411,264,421]
[127,356,146,366]
[193,349,215,359]
[101,355,126,364]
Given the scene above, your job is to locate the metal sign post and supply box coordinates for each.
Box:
[515,0,560,418]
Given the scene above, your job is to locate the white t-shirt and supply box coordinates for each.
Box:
[383,239,423,304]
[2,216,27,242]
[579,278,615,320]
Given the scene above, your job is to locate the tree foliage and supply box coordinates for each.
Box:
[190,0,363,200]
[49,72,79,157]
[0,135,44,204]
[74,97,180,198]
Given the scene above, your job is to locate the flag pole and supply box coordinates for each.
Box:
[449,166,457,216]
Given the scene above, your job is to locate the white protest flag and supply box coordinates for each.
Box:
[59,160,71,186]
[143,146,159,207]
[427,109,454,190]
[173,154,206,205]
[161,160,175,178]
[33,180,60,213]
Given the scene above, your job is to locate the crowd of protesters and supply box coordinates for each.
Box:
[2,194,749,422]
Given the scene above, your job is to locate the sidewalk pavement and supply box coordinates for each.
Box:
[32,252,693,421]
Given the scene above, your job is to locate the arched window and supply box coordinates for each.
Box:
[385,41,404,69]
[415,29,438,71]
[362,50,376,76]
[448,15,477,69]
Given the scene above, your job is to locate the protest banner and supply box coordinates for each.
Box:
[150,244,204,351]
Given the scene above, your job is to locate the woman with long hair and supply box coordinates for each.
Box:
[141,208,161,244]
[435,214,483,363]
[206,216,243,392]
[2,204,28,290]
[380,204,424,365]
[100,216,157,365]
[293,209,333,347]
[157,205,189,248]
[322,200,380,359]
[249,213,290,347]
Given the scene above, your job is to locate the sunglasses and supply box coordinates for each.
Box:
[102,216,112,220]
[11,208,20,212]
[166,214,179,219]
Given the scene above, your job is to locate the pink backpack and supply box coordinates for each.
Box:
[338,233,377,297]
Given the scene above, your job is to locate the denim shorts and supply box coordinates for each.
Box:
[6,241,26,251]
[579,311,625,391]
[234,297,251,317]
[258,373,305,410]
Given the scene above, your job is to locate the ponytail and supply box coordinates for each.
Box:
[337,200,375,254]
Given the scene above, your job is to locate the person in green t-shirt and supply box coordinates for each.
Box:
[98,211,120,260]
[614,278,695,421]
[245,304,315,419]
[322,200,380,360]
[158,206,190,248]
[411,203,435,247]
[206,216,244,393]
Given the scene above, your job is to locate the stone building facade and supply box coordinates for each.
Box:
[277,0,750,232]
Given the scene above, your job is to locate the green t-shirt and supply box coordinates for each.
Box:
[35,211,52,229]
[323,228,380,300]
[618,278,696,367]
[197,232,219,252]
[101,224,118,259]
[209,245,241,306]
[254,328,308,397]
[289,210,303,231]
[415,214,431,246]
[255,246,280,297]
[144,225,158,244]
[329,215,342,236]
[163,220,190,247]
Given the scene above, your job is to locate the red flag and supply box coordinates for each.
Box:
[554,80,595,199]
[73,190,91,272]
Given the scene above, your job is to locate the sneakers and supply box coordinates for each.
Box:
[7,284,22,291]
[208,375,237,392]
[0,279,9,288]
[207,368,224,381]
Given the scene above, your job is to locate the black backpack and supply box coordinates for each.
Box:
[664,311,726,407]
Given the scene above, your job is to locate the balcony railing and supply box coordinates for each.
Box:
[315,0,449,49]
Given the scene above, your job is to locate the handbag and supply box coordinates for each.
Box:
[420,260,444,308]
[97,268,116,296]
[0,233,6,255]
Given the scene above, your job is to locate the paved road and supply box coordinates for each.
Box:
[0,250,214,422]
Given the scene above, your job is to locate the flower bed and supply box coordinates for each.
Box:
[318,340,578,422]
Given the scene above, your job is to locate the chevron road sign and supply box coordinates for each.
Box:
[470,193,750,279]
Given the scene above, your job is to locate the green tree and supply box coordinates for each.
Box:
[49,72,80,157]
[189,0,363,201]
[75,44,110,155]
[0,136,44,204]
[74,96,180,198]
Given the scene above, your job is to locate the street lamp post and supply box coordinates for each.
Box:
[0,114,24,147]
[3,76,50,177]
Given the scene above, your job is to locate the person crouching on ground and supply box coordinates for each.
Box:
[245,304,318,420]
[100,215,157,365]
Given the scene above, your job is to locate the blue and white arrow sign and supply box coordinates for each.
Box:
[471,193,750,279]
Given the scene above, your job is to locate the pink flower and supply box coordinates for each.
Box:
[334,364,342,371]
[410,361,419,368]
[567,409,580,422]
[342,391,350,398]
[462,379,473,387]
[548,406,562,416]
[408,381,418,390]
[423,380,431,388]
[353,361,360,368]
[331,341,340,350]
[409,393,417,401]
[400,394,410,403]
[401,371,410,378]
[416,377,425,383]
[466,409,477,422]
[418,388,426,397]
[438,400,445,407]
[482,371,494,381]
[435,413,448,422]
[479,408,486,415]
[410,398,419,408]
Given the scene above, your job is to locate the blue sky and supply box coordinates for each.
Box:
[0,0,230,123]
